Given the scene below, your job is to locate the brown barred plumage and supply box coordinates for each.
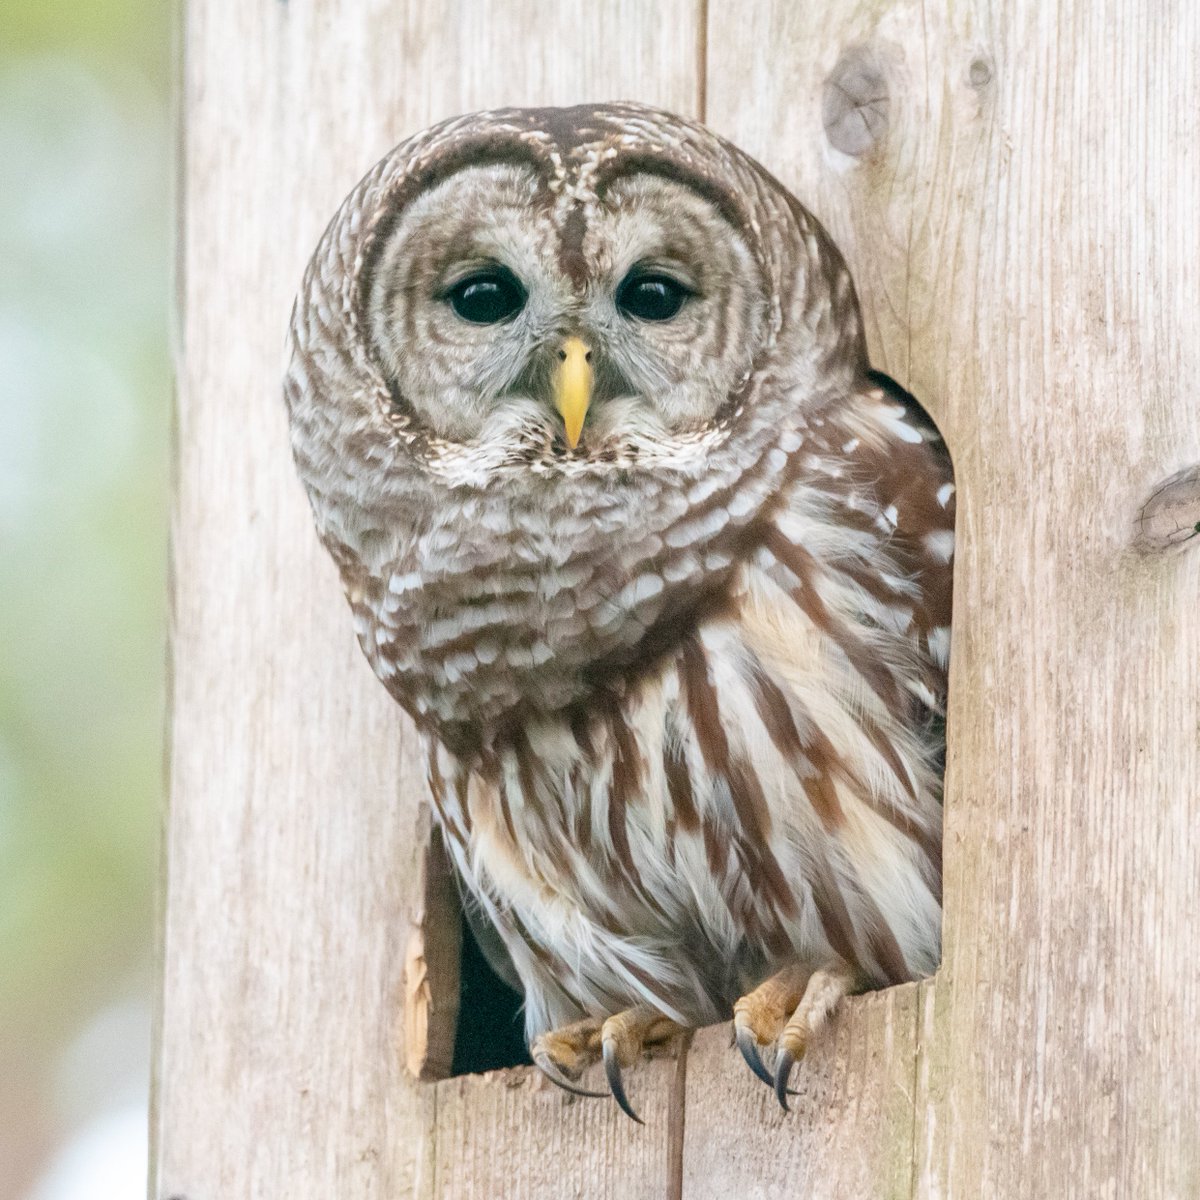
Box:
[283,103,953,1110]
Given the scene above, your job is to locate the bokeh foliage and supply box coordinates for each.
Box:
[0,0,171,1180]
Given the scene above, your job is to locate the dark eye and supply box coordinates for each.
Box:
[445,268,526,324]
[615,272,691,322]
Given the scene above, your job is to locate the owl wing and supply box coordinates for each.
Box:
[858,368,956,693]
[718,375,954,985]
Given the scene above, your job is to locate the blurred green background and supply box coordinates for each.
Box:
[1,0,170,1195]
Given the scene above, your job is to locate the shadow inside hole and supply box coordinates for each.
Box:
[450,906,531,1075]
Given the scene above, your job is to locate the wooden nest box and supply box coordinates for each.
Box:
[155,3,1200,1196]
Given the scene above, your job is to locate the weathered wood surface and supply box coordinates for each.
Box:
[157,1,1200,1197]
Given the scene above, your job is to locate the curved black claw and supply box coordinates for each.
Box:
[533,1052,609,1100]
[602,1037,644,1124]
[735,1020,776,1089]
[773,1048,796,1112]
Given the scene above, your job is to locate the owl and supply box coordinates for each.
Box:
[284,103,953,1119]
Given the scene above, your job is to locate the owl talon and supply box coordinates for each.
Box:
[733,1014,775,1088]
[773,1048,796,1111]
[731,964,808,1091]
[530,1016,606,1099]
[599,1005,683,1123]
[735,1018,800,1095]
[602,1036,644,1124]
[533,1052,609,1100]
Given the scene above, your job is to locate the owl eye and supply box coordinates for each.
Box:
[445,268,527,324]
[615,272,692,322]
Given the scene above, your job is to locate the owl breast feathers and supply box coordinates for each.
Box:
[284,103,953,1102]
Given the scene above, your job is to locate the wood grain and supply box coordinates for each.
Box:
[683,989,921,1199]
[161,1,1200,1196]
[155,2,702,1198]
[431,1053,681,1200]
[704,1,1200,1196]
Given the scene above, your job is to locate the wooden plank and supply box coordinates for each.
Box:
[699,2,1200,1197]
[155,2,702,1198]
[431,1054,683,1200]
[683,990,920,1199]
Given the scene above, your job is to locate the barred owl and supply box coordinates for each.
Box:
[284,103,953,1118]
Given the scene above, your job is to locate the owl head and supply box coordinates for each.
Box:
[287,104,867,489]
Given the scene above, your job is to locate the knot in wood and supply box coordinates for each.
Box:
[968,57,993,89]
[823,48,889,156]
[1135,464,1200,553]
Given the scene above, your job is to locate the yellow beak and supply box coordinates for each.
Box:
[553,336,593,449]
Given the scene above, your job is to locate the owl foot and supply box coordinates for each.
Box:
[600,1006,681,1123]
[732,963,855,1111]
[733,964,810,1090]
[531,1006,683,1123]
[530,1016,608,1099]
